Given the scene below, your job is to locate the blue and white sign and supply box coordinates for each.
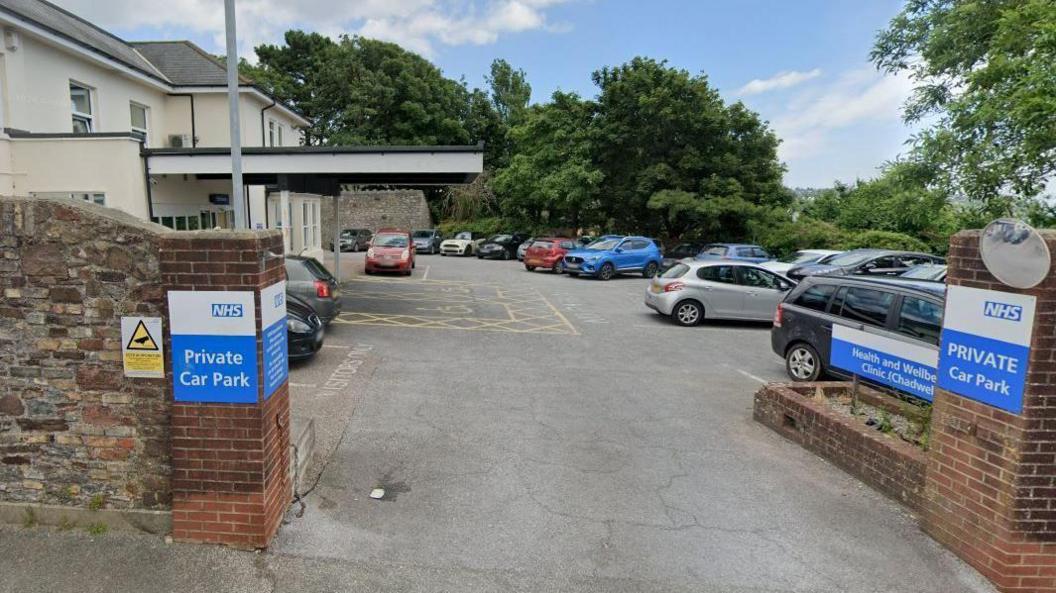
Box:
[937,285,1036,413]
[830,325,939,401]
[260,281,288,400]
[168,291,258,404]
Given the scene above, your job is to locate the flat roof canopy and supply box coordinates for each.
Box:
[144,145,484,186]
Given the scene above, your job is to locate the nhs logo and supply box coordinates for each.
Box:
[984,301,1023,322]
[211,303,244,318]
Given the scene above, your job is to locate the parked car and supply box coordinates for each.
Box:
[786,249,944,281]
[563,236,663,280]
[761,249,842,275]
[660,242,705,272]
[284,256,341,324]
[328,228,372,252]
[645,260,795,326]
[516,238,534,261]
[365,228,415,275]
[477,233,530,260]
[694,243,772,263]
[287,294,325,362]
[524,237,578,273]
[440,231,483,256]
[772,276,944,382]
[899,263,947,282]
[412,229,443,254]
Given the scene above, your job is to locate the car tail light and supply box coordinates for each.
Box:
[315,280,331,298]
[773,303,783,327]
[664,282,684,293]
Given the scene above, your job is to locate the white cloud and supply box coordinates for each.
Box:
[49,0,574,58]
[737,68,822,96]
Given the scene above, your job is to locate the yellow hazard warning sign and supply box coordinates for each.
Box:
[121,317,164,378]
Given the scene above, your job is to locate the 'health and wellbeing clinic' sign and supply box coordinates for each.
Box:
[937,285,1036,414]
[830,324,939,401]
[168,291,259,403]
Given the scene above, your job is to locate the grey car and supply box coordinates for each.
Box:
[644,260,795,326]
[413,229,443,254]
[329,228,372,252]
[285,256,342,325]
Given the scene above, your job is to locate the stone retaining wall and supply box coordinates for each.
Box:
[0,196,171,509]
[753,382,927,511]
[320,189,432,242]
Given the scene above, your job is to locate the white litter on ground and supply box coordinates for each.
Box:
[369,488,385,500]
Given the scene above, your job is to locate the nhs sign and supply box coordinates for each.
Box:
[211,303,244,318]
[938,285,1036,414]
[983,301,1023,322]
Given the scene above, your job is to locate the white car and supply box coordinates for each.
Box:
[760,249,841,275]
[440,231,483,256]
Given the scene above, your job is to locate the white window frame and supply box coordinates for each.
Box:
[70,81,93,133]
[268,120,276,147]
[130,101,149,144]
[277,123,284,147]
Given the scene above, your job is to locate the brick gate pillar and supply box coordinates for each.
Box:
[924,230,1056,592]
[159,231,290,549]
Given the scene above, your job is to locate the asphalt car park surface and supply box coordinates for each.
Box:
[269,253,993,593]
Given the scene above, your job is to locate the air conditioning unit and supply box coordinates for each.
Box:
[168,134,192,148]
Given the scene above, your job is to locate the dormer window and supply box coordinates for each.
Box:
[70,82,93,133]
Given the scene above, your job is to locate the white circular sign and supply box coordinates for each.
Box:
[980,218,1051,289]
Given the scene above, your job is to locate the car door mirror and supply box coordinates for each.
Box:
[614,247,624,254]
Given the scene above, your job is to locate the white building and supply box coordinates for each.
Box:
[0,0,482,259]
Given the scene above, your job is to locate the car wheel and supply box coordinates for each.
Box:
[464,247,471,257]
[552,261,563,274]
[672,300,703,327]
[525,265,536,272]
[598,263,615,281]
[643,261,658,278]
[786,343,822,382]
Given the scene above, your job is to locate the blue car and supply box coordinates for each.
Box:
[694,243,772,263]
[563,236,663,280]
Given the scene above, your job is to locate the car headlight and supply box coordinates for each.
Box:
[401,249,410,260]
[366,248,375,258]
[287,318,311,333]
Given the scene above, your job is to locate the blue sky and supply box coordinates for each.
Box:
[57,0,915,188]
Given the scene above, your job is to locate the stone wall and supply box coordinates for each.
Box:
[320,189,433,242]
[0,196,171,509]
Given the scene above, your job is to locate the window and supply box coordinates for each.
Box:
[268,120,276,147]
[301,201,320,248]
[751,248,769,259]
[70,82,93,133]
[836,287,895,327]
[792,283,837,312]
[736,247,754,258]
[559,241,576,250]
[897,297,943,345]
[628,239,650,250]
[701,245,728,256]
[277,124,284,146]
[662,263,689,278]
[31,191,104,205]
[697,265,737,284]
[130,102,148,143]
[737,267,781,289]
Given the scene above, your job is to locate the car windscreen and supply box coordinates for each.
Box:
[454,232,472,240]
[374,233,408,248]
[901,265,946,280]
[587,239,620,250]
[286,259,326,282]
[412,230,433,238]
[699,245,727,256]
[779,252,823,264]
[825,251,879,267]
[488,234,512,243]
[662,263,689,278]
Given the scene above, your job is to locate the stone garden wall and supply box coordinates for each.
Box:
[320,189,433,242]
[0,196,171,509]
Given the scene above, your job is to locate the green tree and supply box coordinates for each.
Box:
[873,0,1056,210]
[486,59,532,128]
[492,92,601,229]
[589,58,786,238]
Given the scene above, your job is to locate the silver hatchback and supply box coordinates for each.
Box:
[644,260,795,326]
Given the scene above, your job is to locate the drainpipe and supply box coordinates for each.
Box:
[142,151,155,220]
[261,99,276,146]
[169,93,197,147]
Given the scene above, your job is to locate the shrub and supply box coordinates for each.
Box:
[836,230,930,252]
[752,217,850,258]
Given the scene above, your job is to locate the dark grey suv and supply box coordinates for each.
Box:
[771,276,944,382]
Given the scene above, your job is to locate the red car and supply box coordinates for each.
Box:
[523,237,578,273]
[365,228,415,275]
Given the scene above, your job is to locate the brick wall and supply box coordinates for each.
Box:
[162,232,290,549]
[924,230,1056,593]
[754,382,927,511]
[320,189,432,242]
[0,197,171,509]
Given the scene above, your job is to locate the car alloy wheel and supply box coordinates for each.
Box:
[552,261,563,274]
[525,265,536,272]
[673,301,702,326]
[643,262,658,278]
[786,344,821,382]
[598,263,615,281]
